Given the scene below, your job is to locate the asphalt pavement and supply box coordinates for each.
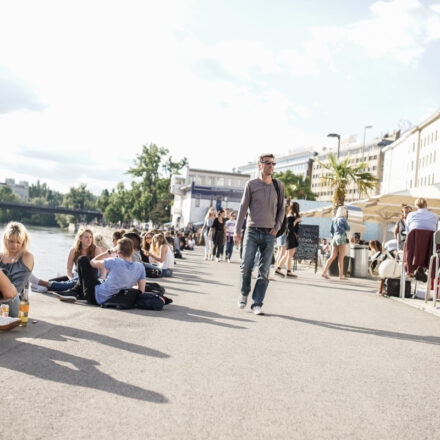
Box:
[2,248,440,440]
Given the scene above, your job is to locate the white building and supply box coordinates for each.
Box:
[234,148,316,179]
[171,167,250,228]
[0,178,29,202]
[382,109,440,193]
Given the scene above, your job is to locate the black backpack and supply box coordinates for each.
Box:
[101,288,139,309]
[272,179,286,238]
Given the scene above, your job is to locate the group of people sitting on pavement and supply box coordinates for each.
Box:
[0,222,178,329]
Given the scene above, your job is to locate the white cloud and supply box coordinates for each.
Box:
[1,0,437,195]
[307,0,440,65]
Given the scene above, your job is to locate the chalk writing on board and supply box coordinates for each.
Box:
[294,224,319,261]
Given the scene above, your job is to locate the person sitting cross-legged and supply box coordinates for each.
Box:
[53,238,172,309]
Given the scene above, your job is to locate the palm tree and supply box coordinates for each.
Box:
[318,153,378,207]
[273,170,317,201]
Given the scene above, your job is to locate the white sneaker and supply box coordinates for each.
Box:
[227,258,231,263]
[216,257,220,262]
[252,306,264,315]
[238,295,248,309]
[31,283,48,293]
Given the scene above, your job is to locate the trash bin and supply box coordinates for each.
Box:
[350,245,370,278]
[329,255,350,277]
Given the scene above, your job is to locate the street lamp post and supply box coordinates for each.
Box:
[362,125,373,161]
[327,133,341,159]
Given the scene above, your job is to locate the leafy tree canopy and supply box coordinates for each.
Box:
[318,153,378,207]
[273,170,317,201]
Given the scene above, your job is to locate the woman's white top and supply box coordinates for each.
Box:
[160,245,174,270]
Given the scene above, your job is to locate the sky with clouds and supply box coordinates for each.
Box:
[1,0,439,194]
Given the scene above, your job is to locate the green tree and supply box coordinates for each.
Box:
[127,143,187,223]
[273,170,317,201]
[104,183,130,224]
[28,180,63,206]
[97,189,110,213]
[63,183,97,210]
[0,186,24,223]
[318,153,378,207]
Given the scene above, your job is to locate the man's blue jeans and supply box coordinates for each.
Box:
[240,227,275,308]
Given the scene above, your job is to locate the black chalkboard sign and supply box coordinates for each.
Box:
[294,224,320,262]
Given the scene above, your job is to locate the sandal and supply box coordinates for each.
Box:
[274,268,285,277]
[321,273,330,279]
[339,276,348,280]
[286,271,297,278]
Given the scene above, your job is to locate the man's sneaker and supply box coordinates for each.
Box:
[52,291,77,302]
[238,295,248,309]
[31,283,48,293]
[252,306,264,315]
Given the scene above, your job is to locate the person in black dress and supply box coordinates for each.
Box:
[286,202,302,278]
[211,209,226,262]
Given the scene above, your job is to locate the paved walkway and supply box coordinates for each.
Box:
[2,248,440,439]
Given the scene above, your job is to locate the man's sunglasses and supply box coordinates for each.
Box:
[261,161,276,166]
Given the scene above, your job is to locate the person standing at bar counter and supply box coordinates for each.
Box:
[234,153,285,315]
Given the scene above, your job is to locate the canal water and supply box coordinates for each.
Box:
[0,224,75,280]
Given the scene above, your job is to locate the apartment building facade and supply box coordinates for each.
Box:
[171,167,250,228]
[234,148,316,180]
[0,178,29,202]
[382,109,440,194]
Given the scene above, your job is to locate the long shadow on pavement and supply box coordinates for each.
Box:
[126,305,252,330]
[0,322,169,403]
[271,314,440,346]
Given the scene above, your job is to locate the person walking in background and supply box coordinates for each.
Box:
[394,204,412,250]
[285,202,302,278]
[225,211,237,263]
[318,238,330,267]
[274,201,288,277]
[321,206,350,280]
[234,153,285,315]
[212,209,226,262]
[201,207,216,260]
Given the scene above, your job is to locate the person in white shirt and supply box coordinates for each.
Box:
[149,233,174,277]
[406,198,439,233]
[225,211,237,263]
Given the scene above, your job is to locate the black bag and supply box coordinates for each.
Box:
[272,179,286,238]
[144,266,162,278]
[101,288,139,309]
[145,282,165,294]
[385,278,411,298]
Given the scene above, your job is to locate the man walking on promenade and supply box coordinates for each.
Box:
[234,153,285,315]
